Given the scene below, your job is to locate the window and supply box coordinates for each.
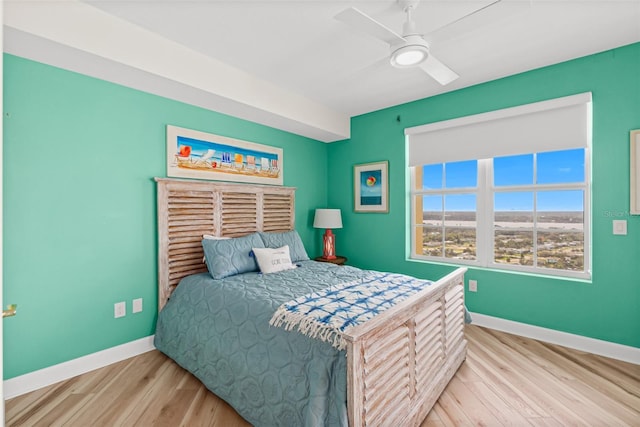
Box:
[414,161,478,260]
[407,93,591,279]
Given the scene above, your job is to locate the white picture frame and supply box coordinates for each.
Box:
[354,161,389,213]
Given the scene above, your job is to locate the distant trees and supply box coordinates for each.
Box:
[419,216,583,271]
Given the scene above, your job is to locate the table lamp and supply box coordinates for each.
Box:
[313,209,343,260]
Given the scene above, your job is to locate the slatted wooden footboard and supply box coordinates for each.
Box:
[344,267,467,426]
[155,178,467,426]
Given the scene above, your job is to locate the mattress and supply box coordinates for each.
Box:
[154,260,376,427]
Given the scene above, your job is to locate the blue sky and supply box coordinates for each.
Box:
[422,149,585,212]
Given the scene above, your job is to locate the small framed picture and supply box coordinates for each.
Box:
[354,161,389,213]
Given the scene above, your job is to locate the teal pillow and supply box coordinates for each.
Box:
[202,232,265,279]
[259,231,310,262]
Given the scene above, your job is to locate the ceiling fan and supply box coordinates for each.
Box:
[335,0,522,86]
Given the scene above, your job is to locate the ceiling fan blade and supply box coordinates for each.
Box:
[335,7,405,46]
[426,0,531,44]
[419,54,459,85]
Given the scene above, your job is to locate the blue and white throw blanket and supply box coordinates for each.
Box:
[270,272,433,350]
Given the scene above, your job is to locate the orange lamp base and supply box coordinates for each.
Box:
[322,229,336,260]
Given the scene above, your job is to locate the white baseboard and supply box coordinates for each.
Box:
[469,312,640,365]
[5,315,639,400]
[4,335,156,399]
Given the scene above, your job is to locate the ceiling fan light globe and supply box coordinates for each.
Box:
[390,44,428,68]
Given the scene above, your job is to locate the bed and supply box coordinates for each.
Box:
[154,178,467,426]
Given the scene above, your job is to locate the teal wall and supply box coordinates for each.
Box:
[4,41,639,380]
[2,54,329,379]
[328,42,640,349]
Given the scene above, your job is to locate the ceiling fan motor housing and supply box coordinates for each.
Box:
[390,0,429,68]
[390,35,429,67]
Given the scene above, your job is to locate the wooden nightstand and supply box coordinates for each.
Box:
[314,256,347,266]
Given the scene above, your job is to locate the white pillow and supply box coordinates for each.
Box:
[252,245,296,274]
[202,235,230,262]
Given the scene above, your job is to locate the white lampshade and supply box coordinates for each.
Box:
[313,209,343,229]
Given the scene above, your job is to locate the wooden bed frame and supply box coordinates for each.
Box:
[156,177,467,427]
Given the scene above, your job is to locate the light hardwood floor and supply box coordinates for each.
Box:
[6,325,640,426]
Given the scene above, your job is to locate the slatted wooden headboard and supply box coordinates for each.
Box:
[155,178,296,311]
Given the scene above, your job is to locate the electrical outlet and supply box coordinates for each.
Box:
[114,301,126,318]
[133,298,143,314]
[613,220,627,235]
[469,280,478,292]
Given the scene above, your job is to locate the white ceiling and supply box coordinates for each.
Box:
[4,0,640,142]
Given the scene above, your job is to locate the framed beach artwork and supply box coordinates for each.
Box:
[354,161,389,213]
[166,125,283,185]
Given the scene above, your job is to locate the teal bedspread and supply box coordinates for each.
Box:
[154,260,374,427]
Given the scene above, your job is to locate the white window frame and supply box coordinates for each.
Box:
[406,93,592,280]
[410,151,591,280]
[409,165,480,265]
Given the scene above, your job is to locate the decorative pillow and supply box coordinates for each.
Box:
[202,235,230,262]
[258,231,310,262]
[202,233,264,279]
[252,245,296,274]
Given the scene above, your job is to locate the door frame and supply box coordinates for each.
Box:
[1,0,6,422]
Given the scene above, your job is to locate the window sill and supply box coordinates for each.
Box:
[407,256,592,283]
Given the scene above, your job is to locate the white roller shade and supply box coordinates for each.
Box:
[407,92,592,166]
